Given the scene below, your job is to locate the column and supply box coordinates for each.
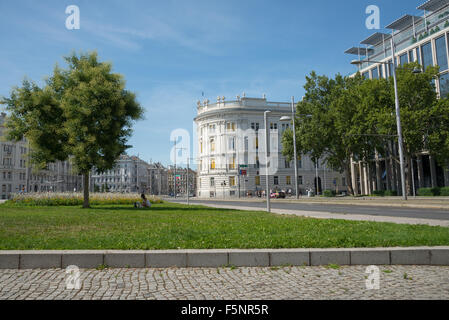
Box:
[417,155,425,188]
[358,162,364,195]
[429,155,438,188]
[375,152,383,191]
[444,165,449,187]
[351,159,359,196]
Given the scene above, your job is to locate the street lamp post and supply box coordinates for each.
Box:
[264,110,271,212]
[351,38,408,200]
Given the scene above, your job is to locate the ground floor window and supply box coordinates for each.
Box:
[286,176,291,185]
[255,176,260,185]
[274,176,279,185]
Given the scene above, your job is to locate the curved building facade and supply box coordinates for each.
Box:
[194,96,346,198]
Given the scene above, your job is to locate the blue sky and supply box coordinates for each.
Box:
[0,0,424,167]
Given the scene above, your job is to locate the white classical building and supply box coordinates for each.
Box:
[194,95,346,198]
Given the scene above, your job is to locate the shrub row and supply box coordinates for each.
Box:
[370,190,398,197]
[323,190,337,197]
[3,192,164,207]
[417,187,449,197]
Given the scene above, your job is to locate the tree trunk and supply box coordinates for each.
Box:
[83,171,90,208]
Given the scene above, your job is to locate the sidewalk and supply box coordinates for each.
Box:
[177,196,449,210]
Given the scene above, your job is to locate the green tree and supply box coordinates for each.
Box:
[1,51,143,207]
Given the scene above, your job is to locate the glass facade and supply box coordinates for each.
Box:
[371,67,379,79]
[362,71,370,79]
[439,72,449,98]
[435,35,448,71]
[421,42,433,70]
[399,53,408,66]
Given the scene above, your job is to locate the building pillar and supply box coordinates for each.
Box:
[375,152,382,191]
[417,155,425,188]
[444,166,449,187]
[429,155,438,188]
[358,162,364,195]
[385,159,392,191]
[351,160,359,196]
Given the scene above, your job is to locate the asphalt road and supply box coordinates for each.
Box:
[169,199,449,221]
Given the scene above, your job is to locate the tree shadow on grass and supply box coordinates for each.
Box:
[88,206,237,213]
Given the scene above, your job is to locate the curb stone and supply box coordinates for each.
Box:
[0,247,448,269]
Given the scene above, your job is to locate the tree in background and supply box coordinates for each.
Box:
[283,63,449,196]
[1,51,143,208]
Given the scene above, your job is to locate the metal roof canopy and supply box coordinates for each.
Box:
[360,32,392,45]
[344,47,374,55]
[418,0,449,11]
[386,15,423,30]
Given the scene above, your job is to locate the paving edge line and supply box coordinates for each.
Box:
[198,203,449,227]
[0,247,448,269]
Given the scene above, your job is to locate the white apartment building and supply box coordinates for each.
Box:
[90,154,151,193]
[194,95,346,198]
[0,112,82,199]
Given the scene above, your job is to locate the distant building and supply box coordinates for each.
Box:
[0,112,82,199]
[90,154,151,193]
[147,162,169,195]
[167,166,197,196]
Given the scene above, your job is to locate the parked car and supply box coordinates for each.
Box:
[271,191,286,199]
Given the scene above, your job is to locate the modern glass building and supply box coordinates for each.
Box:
[346,0,449,97]
[344,0,449,195]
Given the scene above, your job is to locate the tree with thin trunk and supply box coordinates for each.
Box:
[1,51,143,208]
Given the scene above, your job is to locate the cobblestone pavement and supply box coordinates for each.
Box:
[0,266,448,300]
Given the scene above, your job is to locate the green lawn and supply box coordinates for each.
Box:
[0,203,448,250]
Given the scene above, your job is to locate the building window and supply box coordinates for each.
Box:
[226,122,236,131]
[210,177,215,187]
[362,71,370,79]
[421,42,433,70]
[286,176,291,185]
[228,156,236,170]
[210,159,216,170]
[229,176,236,187]
[439,72,449,98]
[228,137,235,151]
[371,67,379,79]
[210,139,215,152]
[298,176,303,185]
[399,53,408,66]
[255,176,261,186]
[251,123,260,131]
[285,159,291,168]
[270,123,278,130]
[436,35,448,71]
[274,176,279,185]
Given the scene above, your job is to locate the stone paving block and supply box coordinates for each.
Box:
[310,250,350,266]
[146,252,187,268]
[390,249,431,265]
[0,253,20,269]
[62,253,104,269]
[20,253,61,269]
[430,248,449,265]
[187,251,228,267]
[270,250,310,266]
[104,253,145,268]
[350,249,390,265]
[229,251,269,267]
